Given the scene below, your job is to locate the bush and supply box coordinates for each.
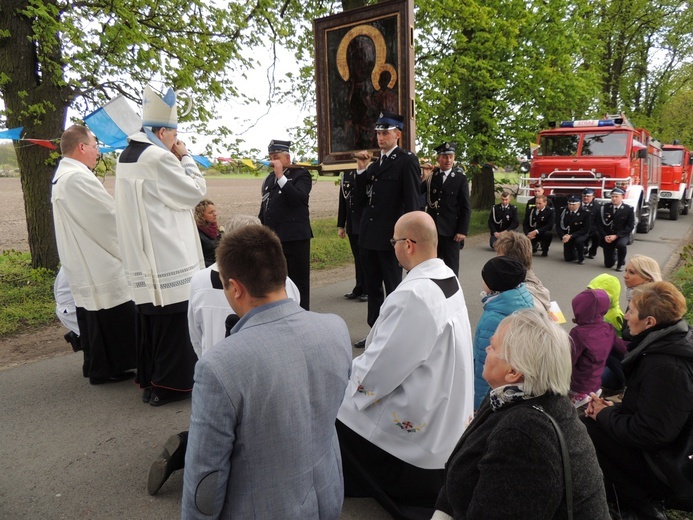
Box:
[671,243,693,323]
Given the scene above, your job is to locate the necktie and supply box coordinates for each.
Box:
[380,155,385,166]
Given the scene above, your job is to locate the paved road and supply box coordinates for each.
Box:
[1,213,691,520]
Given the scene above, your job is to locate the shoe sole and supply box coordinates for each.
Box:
[147,434,184,495]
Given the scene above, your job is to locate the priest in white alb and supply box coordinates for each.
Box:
[336,211,475,520]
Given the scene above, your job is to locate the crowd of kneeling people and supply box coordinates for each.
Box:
[73,211,693,520]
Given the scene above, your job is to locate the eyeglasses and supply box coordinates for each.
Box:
[390,237,416,247]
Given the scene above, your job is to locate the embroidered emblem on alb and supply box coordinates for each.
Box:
[392,412,425,433]
[356,377,375,396]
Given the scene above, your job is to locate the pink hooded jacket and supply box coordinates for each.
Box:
[569,289,627,394]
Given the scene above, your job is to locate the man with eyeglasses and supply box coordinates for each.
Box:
[352,111,421,347]
[51,125,136,385]
[336,211,474,519]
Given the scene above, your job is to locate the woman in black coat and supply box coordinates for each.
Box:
[195,199,222,267]
[584,281,693,519]
[433,309,609,519]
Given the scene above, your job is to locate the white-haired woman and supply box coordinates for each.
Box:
[432,309,609,519]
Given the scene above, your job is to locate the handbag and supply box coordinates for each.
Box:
[644,428,693,501]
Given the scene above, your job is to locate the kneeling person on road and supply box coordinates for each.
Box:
[336,211,474,520]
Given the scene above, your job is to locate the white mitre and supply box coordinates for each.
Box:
[142,85,178,129]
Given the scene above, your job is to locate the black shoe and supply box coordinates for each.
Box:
[359,295,368,302]
[616,264,624,272]
[64,331,82,352]
[541,251,548,257]
[587,254,595,259]
[344,292,360,300]
[354,337,367,348]
[142,387,152,403]
[578,259,585,265]
[149,388,192,407]
[147,433,187,495]
[89,371,135,385]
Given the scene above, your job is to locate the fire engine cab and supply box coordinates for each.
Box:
[658,141,693,220]
[518,114,661,239]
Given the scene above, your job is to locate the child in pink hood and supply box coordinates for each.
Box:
[569,288,627,407]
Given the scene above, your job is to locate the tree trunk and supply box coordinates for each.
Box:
[470,163,495,210]
[0,0,68,270]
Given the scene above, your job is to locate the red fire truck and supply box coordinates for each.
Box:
[658,141,693,220]
[518,114,661,240]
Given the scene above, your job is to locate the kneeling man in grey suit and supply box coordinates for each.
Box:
[182,225,352,519]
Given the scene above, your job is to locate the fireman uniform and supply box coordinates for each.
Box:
[557,196,591,263]
[597,188,635,270]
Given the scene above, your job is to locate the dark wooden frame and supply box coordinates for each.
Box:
[313,0,415,165]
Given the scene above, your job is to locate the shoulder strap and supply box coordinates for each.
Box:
[532,404,573,520]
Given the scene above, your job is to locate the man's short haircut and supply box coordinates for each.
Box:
[495,231,532,269]
[496,308,571,396]
[631,281,686,325]
[501,192,510,199]
[628,255,662,284]
[215,225,287,298]
[60,125,92,155]
[535,194,547,203]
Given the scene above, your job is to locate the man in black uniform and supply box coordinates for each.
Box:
[524,183,554,214]
[581,188,601,259]
[259,140,313,309]
[488,192,519,249]
[421,142,471,276]
[597,187,635,271]
[353,111,421,346]
[557,194,591,264]
[523,194,555,257]
[338,169,367,302]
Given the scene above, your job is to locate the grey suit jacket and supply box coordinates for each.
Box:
[182,299,352,519]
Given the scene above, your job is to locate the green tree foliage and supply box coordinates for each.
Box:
[2,0,693,266]
[0,0,329,269]
[415,0,600,208]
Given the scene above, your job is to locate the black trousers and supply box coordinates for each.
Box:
[585,229,600,256]
[75,301,137,379]
[281,239,310,310]
[336,420,443,520]
[563,236,588,262]
[437,235,463,276]
[347,232,366,296]
[601,236,629,268]
[360,247,401,327]
[530,233,553,254]
[136,302,198,392]
[581,416,670,511]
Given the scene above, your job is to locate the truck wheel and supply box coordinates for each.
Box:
[669,199,680,221]
[683,198,690,216]
[636,202,651,234]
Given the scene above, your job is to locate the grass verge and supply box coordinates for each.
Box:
[0,250,56,336]
[670,243,693,324]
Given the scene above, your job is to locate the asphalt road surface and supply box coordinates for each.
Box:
[1,212,691,520]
